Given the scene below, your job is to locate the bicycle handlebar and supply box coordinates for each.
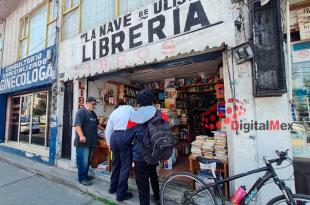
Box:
[264,149,289,166]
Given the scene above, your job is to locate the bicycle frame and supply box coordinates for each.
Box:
[192,163,292,205]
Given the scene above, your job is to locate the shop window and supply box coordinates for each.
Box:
[81,0,116,32]
[289,2,310,159]
[18,1,57,59]
[8,91,49,147]
[120,0,154,16]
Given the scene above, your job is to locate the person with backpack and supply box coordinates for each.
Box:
[128,90,174,205]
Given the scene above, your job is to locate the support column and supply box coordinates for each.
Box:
[70,78,87,167]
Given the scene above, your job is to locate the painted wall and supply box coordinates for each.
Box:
[2,0,45,67]
[69,79,87,166]
[224,1,294,204]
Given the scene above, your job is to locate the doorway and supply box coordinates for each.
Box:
[61,81,74,159]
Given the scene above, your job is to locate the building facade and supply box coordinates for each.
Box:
[1,0,308,204]
[0,0,58,164]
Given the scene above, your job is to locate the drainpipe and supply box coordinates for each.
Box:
[0,18,6,143]
[49,0,61,165]
[286,0,293,103]
[0,18,6,71]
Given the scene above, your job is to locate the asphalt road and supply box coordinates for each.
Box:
[0,161,106,205]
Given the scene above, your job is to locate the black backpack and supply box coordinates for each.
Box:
[140,110,174,165]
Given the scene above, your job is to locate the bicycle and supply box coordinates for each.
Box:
[160,150,310,205]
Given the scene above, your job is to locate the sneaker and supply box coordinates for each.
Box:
[87,175,95,180]
[108,188,117,194]
[79,179,92,186]
[117,192,133,202]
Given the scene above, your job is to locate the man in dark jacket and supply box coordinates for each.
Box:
[127,90,165,205]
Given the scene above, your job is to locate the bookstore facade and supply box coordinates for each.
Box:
[58,0,235,187]
[56,0,294,203]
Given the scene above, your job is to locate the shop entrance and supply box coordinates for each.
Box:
[61,81,74,159]
[88,53,228,184]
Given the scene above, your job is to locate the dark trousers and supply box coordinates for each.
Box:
[76,146,93,182]
[134,161,160,205]
[110,131,132,200]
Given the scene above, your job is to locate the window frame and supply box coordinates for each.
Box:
[61,0,122,41]
[18,1,57,59]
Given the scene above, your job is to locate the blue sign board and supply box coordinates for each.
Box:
[0,46,55,94]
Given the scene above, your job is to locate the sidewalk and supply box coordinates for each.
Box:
[0,148,231,205]
[0,148,141,205]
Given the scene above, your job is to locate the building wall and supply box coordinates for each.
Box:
[224,1,294,204]
[2,0,45,67]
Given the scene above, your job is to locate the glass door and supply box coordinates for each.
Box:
[8,91,49,148]
[31,92,48,147]
[8,97,21,142]
[19,95,33,144]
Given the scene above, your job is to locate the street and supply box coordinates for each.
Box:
[0,161,108,205]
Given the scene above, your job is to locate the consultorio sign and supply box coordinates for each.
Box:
[81,0,222,63]
[0,46,55,94]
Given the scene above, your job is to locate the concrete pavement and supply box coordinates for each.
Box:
[0,161,108,205]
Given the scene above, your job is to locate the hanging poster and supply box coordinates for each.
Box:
[297,7,310,40]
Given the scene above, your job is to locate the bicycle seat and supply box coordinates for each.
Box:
[196,156,222,164]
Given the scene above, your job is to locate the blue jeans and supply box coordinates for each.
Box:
[76,147,93,182]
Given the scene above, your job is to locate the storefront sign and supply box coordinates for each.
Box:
[298,7,310,40]
[78,81,85,109]
[58,0,235,80]
[81,0,219,63]
[0,46,55,94]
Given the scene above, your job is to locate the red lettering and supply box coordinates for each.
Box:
[79,97,84,105]
[231,121,239,130]
[79,81,85,89]
[270,120,280,130]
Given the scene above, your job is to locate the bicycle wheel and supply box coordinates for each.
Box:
[160,172,218,205]
[267,194,310,205]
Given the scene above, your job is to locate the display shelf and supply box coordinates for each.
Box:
[182,90,216,94]
[177,83,212,89]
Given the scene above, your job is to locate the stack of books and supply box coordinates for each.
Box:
[191,136,207,156]
[201,137,216,159]
[213,131,228,161]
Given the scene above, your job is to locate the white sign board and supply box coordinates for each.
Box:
[58,0,237,80]
[292,41,310,63]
